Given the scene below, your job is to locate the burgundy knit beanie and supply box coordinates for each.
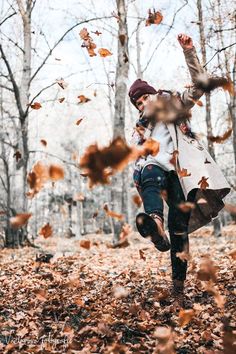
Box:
[128,79,157,108]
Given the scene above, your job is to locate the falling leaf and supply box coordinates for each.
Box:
[56,78,68,89]
[208,128,232,143]
[39,223,53,238]
[198,176,209,189]
[79,28,97,57]
[58,97,65,103]
[10,213,32,228]
[140,138,160,157]
[179,309,195,327]
[13,150,22,162]
[176,250,191,262]
[78,95,91,104]
[40,139,47,147]
[93,90,97,97]
[76,118,84,126]
[146,9,163,26]
[98,48,113,57]
[196,74,234,95]
[120,223,132,239]
[204,158,211,164]
[92,30,102,36]
[169,150,179,167]
[80,239,91,249]
[178,168,191,178]
[139,249,146,261]
[103,203,124,220]
[132,194,142,208]
[28,102,42,110]
[49,165,64,181]
[197,255,218,282]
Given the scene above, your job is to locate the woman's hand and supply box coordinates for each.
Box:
[177,33,193,50]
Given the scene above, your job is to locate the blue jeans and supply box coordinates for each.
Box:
[133,164,196,281]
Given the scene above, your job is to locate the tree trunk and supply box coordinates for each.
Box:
[197,0,222,237]
[111,0,129,242]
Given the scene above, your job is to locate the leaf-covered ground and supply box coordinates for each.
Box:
[0,225,235,353]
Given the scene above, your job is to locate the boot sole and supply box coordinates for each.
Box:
[136,213,170,252]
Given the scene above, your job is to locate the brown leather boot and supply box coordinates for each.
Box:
[136,212,170,252]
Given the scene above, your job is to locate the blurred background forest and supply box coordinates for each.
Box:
[0,0,235,247]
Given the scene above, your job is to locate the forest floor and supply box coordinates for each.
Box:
[0,224,235,354]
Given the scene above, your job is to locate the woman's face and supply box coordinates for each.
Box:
[135,94,150,112]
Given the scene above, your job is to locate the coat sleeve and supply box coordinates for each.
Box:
[180,46,207,109]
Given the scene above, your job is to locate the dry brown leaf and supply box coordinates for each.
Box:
[40,139,47,147]
[178,168,191,178]
[13,150,22,162]
[178,309,195,327]
[80,239,91,249]
[79,28,97,57]
[76,118,84,125]
[98,48,113,57]
[28,102,42,110]
[145,9,163,26]
[103,203,124,220]
[39,223,53,238]
[197,255,218,282]
[132,194,142,208]
[198,176,209,189]
[78,95,91,103]
[196,74,235,95]
[92,30,102,36]
[49,164,64,181]
[120,223,132,239]
[58,97,65,103]
[208,128,232,143]
[10,213,32,228]
[139,249,146,261]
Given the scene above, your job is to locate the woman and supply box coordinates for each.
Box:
[129,34,230,305]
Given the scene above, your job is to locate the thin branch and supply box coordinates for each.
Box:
[0,44,24,118]
[25,82,57,116]
[30,15,114,84]
[204,42,236,67]
[29,150,79,168]
[0,84,14,92]
[0,11,17,26]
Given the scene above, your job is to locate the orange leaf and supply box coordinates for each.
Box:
[141,138,160,157]
[40,139,47,147]
[178,168,191,178]
[39,223,53,238]
[49,164,64,181]
[103,203,124,220]
[98,48,113,57]
[10,213,32,228]
[179,309,195,327]
[132,194,142,208]
[76,118,84,126]
[78,95,91,103]
[146,9,163,26]
[80,239,91,249]
[208,128,232,143]
[29,102,42,110]
[198,176,209,189]
[178,201,195,212]
[58,97,65,103]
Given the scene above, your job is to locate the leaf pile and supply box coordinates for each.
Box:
[0,226,235,353]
